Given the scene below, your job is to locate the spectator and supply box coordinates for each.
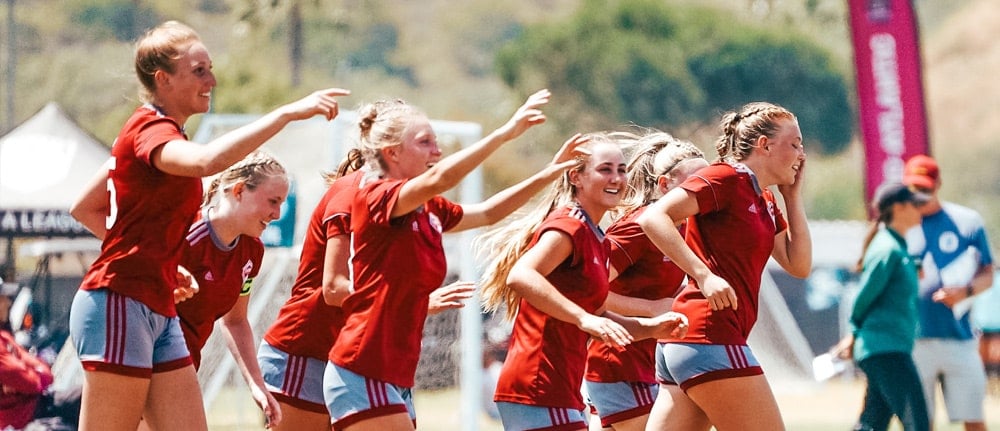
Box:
[902,154,995,431]
[1,282,54,430]
[838,182,931,431]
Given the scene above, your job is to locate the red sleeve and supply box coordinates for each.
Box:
[430,196,465,232]
[536,215,587,267]
[606,218,644,273]
[322,181,356,237]
[0,332,51,394]
[354,179,406,229]
[133,118,185,168]
[681,163,734,215]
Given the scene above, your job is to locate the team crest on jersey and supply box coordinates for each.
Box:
[204,271,215,282]
[748,203,758,214]
[428,213,443,233]
[240,259,254,295]
[938,231,960,253]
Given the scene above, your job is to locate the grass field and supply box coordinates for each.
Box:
[208,376,1000,430]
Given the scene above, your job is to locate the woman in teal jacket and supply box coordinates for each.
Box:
[837,182,931,431]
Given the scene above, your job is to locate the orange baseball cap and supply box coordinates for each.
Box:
[902,154,939,190]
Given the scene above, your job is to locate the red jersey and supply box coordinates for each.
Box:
[585,206,686,384]
[330,177,463,388]
[670,163,787,345]
[494,205,610,411]
[263,170,363,360]
[0,330,53,429]
[80,105,202,317]
[176,210,264,368]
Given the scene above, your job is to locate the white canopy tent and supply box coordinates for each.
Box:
[0,102,109,241]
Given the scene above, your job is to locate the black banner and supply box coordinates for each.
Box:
[0,209,90,237]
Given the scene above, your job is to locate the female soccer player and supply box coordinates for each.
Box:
[323,90,586,430]
[638,102,811,431]
[584,131,707,431]
[477,133,688,431]
[68,20,348,431]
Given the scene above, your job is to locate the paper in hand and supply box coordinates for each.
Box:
[812,353,847,381]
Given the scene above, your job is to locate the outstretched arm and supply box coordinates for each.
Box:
[154,88,350,178]
[392,89,550,218]
[451,133,587,232]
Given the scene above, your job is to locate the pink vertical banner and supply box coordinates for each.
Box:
[848,0,929,204]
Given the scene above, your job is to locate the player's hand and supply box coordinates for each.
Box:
[428,281,476,315]
[282,88,351,121]
[647,311,688,340]
[778,157,806,197]
[579,314,632,347]
[250,384,282,429]
[173,265,199,303]
[698,273,737,311]
[496,89,550,141]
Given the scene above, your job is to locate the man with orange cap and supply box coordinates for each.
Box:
[902,154,994,431]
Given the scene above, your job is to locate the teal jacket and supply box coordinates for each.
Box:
[850,227,920,362]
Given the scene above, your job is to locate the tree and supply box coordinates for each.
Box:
[497,0,853,155]
[239,0,316,87]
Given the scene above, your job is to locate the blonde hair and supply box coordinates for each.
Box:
[323,148,365,184]
[477,133,617,321]
[612,129,704,216]
[352,99,426,174]
[204,151,287,206]
[134,21,201,103]
[714,102,796,163]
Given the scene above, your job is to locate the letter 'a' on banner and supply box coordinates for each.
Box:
[848,0,930,206]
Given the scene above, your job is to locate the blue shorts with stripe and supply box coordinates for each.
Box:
[323,362,415,429]
[656,342,763,391]
[68,288,191,378]
[584,380,657,427]
[495,402,587,431]
[258,342,329,414]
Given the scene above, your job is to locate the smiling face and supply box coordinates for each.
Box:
[384,115,442,180]
[762,118,805,186]
[156,41,216,122]
[233,175,289,238]
[570,142,626,216]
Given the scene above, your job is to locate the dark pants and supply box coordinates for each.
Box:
[855,352,929,431]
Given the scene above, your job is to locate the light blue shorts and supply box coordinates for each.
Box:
[657,342,762,391]
[323,362,414,429]
[584,380,657,427]
[69,288,191,378]
[258,342,329,414]
[495,402,587,431]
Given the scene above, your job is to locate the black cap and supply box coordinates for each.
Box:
[872,182,931,215]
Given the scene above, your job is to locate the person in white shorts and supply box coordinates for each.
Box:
[903,155,994,431]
